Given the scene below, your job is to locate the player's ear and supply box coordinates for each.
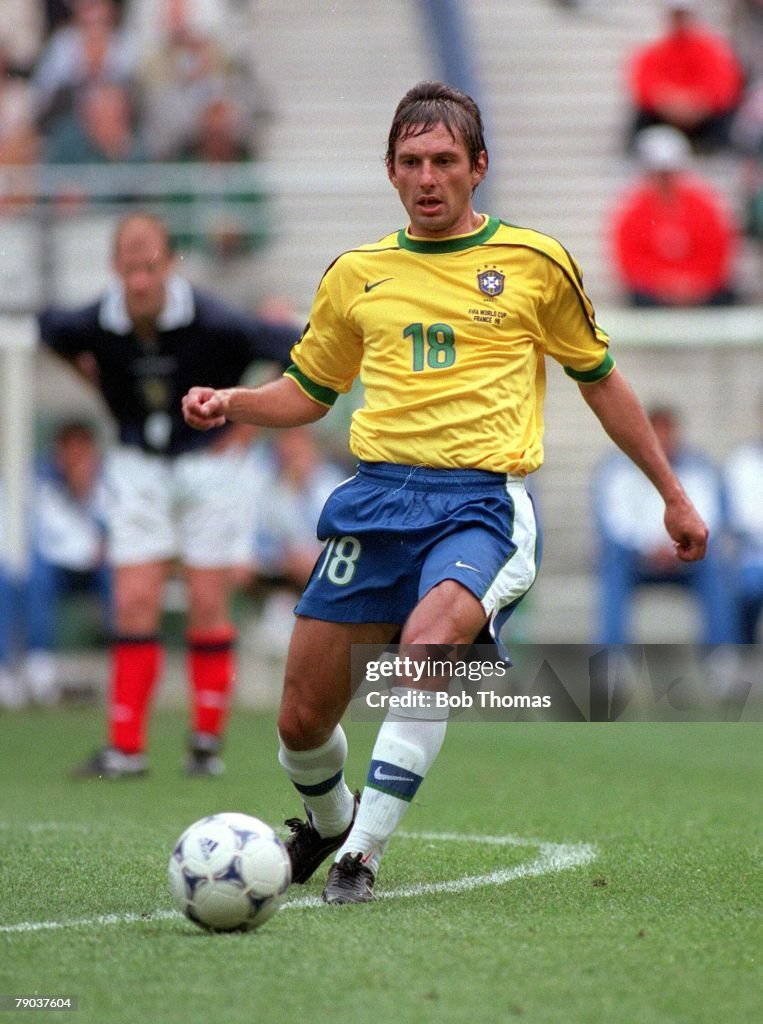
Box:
[471,150,488,189]
[386,159,399,190]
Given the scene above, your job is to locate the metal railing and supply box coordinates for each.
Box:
[0,160,394,313]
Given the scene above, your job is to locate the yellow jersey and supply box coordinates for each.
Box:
[285,216,613,475]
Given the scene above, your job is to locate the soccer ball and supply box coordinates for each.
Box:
[168,812,291,932]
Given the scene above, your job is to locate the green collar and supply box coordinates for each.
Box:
[397,215,500,253]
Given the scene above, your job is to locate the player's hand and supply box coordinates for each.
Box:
[664,500,709,562]
[182,386,229,431]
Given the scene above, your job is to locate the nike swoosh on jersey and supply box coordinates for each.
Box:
[455,560,481,572]
[373,765,415,784]
[364,277,393,292]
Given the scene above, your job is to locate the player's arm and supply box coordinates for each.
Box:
[245,317,301,369]
[37,305,101,387]
[578,367,708,562]
[182,374,329,431]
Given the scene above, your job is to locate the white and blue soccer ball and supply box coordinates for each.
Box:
[168,812,291,932]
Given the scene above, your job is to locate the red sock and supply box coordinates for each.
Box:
[188,626,237,737]
[109,637,163,754]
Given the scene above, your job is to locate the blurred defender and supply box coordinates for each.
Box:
[39,212,297,777]
[182,82,708,901]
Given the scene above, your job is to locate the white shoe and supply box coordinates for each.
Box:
[23,651,59,706]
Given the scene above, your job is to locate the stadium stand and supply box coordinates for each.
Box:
[3,0,761,651]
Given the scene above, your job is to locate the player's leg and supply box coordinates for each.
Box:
[183,565,239,775]
[738,566,763,645]
[275,463,419,882]
[326,475,539,902]
[74,447,173,778]
[598,539,637,644]
[278,615,397,884]
[690,551,737,644]
[176,445,261,775]
[111,560,168,750]
[326,581,485,902]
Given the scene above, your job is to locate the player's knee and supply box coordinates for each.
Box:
[402,609,486,647]
[277,699,333,751]
[114,587,161,633]
[186,583,228,630]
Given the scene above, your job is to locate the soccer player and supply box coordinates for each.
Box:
[39,211,298,778]
[182,81,709,901]
[625,0,743,153]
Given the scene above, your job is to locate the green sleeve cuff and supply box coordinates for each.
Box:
[564,351,615,383]
[284,364,340,407]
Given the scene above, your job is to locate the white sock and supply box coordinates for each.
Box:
[278,725,355,838]
[336,689,448,876]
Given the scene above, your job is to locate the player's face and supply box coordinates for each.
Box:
[113,225,173,326]
[388,123,487,238]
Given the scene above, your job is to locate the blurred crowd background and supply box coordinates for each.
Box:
[0,0,761,707]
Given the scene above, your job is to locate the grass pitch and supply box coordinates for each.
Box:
[0,706,760,1024]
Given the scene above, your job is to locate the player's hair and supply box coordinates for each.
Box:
[386,81,488,171]
[112,211,174,258]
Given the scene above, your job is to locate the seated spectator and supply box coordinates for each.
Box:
[0,45,38,163]
[253,427,346,588]
[177,95,251,164]
[21,420,112,705]
[610,125,739,306]
[625,0,743,152]
[249,427,347,655]
[137,10,245,161]
[169,96,268,259]
[592,405,736,645]
[129,0,267,156]
[0,44,40,212]
[41,80,147,213]
[725,404,763,644]
[30,0,138,136]
[43,80,146,165]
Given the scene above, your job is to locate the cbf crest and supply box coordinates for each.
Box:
[477,267,505,297]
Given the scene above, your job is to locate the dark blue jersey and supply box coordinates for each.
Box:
[38,281,298,456]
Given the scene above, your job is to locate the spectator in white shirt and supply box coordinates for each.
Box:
[724,406,763,643]
[22,420,112,704]
[592,405,735,643]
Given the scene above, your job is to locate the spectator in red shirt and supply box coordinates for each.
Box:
[626,0,744,152]
[610,125,739,306]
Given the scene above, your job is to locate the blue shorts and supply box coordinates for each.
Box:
[296,461,541,640]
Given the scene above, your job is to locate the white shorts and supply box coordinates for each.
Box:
[103,445,263,568]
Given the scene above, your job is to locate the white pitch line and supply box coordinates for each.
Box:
[281,839,596,909]
[0,832,596,934]
[0,910,180,934]
[0,822,96,833]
